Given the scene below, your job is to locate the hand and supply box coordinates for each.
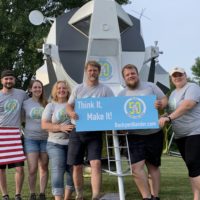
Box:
[60,124,75,133]
[155,100,163,109]
[159,117,170,127]
[68,111,79,120]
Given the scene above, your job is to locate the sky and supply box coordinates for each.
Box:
[122,0,200,78]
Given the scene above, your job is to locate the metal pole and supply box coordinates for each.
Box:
[112,130,125,200]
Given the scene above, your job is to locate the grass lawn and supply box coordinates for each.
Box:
[5,155,192,200]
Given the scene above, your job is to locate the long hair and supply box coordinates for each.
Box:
[51,80,71,102]
[28,80,47,107]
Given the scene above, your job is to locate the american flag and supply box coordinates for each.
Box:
[0,127,26,165]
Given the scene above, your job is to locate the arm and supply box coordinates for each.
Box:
[41,119,74,133]
[152,83,168,110]
[66,103,78,120]
[159,99,197,127]
[168,99,196,119]
[66,85,79,120]
[155,96,168,110]
[21,108,26,124]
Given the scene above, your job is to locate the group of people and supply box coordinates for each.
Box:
[0,60,200,200]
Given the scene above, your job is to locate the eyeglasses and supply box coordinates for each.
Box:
[171,73,185,78]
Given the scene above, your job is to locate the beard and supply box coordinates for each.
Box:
[88,75,98,82]
[3,83,14,90]
[126,79,139,89]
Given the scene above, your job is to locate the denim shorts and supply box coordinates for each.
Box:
[24,138,47,153]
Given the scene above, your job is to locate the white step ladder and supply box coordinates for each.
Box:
[104,131,132,176]
[100,131,132,200]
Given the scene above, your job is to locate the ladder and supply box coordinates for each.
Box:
[104,131,132,176]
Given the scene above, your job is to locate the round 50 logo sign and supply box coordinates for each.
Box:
[99,60,112,81]
[124,97,146,119]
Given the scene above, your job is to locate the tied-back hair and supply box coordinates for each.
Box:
[51,80,71,102]
[28,80,48,107]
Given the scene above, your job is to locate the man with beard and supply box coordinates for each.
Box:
[0,70,27,200]
[66,61,114,200]
[118,64,167,200]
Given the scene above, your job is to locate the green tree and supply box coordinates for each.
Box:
[0,0,49,89]
[0,0,128,89]
[191,57,200,85]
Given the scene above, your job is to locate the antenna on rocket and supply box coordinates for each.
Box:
[131,8,151,21]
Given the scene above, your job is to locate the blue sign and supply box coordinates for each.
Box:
[75,96,159,132]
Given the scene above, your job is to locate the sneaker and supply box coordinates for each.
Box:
[2,195,9,200]
[15,194,22,200]
[29,194,36,200]
[152,197,160,200]
[38,193,46,200]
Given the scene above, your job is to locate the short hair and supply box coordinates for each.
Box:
[28,80,47,107]
[51,80,71,102]
[84,60,101,72]
[122,64,138,78]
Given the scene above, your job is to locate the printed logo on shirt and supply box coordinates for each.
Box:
[124,97,146,119]
[56,108,69,122]
[30,107,44,119]
[4,99,19,113]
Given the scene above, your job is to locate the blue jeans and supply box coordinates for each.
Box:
[47,142,74,196]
